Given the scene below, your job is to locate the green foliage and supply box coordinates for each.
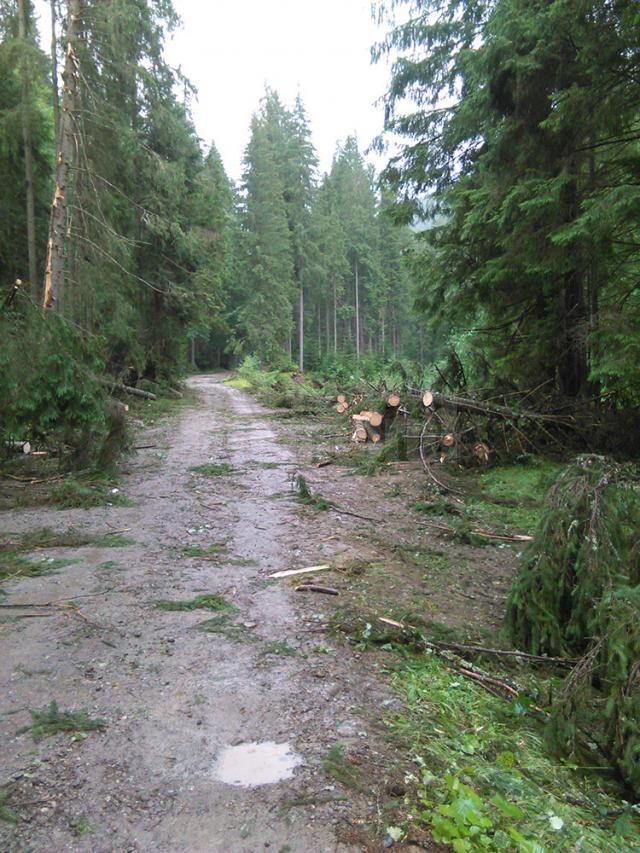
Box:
[70,814,96,837]
[506,456,640,793]
[20,701,106,740]
[391,654,639,850]
[154,594,230,612]
[0,312,124,467]
[506,457,640,655]
[0,552,74,584]
[292,473,333,511]
[322,743,364,790]
[189,462,234,477]
[375,0,640,401]
[0,786,19,825]
[50,476,129,509]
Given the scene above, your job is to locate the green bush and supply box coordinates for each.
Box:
[0,312,127,468]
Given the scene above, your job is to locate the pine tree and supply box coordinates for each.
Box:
[238,97,296,363]
[375,0,640,399]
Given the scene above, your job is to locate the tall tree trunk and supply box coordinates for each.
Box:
[355,259,360,359]
[50,0,60,141]
[43,0,82,310]
[325,300,330,354]
[298,284,304,371]
[333,279,337,353]
[558,167,588,397]
[17,0,38,300]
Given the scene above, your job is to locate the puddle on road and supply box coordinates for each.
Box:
[213,741,301,787]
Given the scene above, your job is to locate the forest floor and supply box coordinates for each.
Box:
[0,374,630,852]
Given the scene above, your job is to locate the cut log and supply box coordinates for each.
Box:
[5,440,31,455]
[368,411,383,428]
[101,379,156,401]
[442,433,456,447]
[109,398,129,414]
[420,389,573,425]
[337,394,347,404]
[362,421,382,444]
[167,387,183,400]
[474,442,490,462]
[352,426,367,443]
[387,392,401,408]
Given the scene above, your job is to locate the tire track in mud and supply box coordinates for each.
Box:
[0,374,394,853]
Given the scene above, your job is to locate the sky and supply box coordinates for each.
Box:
[34,0,393,183]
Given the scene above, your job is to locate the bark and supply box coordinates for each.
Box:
[100,380,156,400]
[17,0,38,299]
[50,0,60,141]
[354,260,360,358]
[298,283,304,371]
[332,279,337,352]
[43,0,82,310]
[558,167,588,396]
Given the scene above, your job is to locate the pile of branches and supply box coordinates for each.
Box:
[505,456,640,794]
[332,380,584,489]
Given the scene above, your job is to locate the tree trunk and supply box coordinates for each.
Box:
[558,167,587,397]
[298,284,304,371]
[50,0,60,141]
[355,259,360,359]
[17,0,38,300]
[333,279,337,353]
[43,0,82,310]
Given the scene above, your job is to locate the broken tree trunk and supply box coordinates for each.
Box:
[420,390,573,425]
[100,379,156,401]
[43,0,82,310]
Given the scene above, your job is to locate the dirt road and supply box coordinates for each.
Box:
[0,375,395,852]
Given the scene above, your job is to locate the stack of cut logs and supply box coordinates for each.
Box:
[335,392,402,444]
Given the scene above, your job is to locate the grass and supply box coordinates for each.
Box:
[154,593,230,612]
[465,460,564,533]
[189,462,234,477]
[180,541,228,560]
[292,473,333,511]
[0,787,19,825]
[50,477,130,509]
[19,701,106,741]
[261,640,298,657]
[197,614,251,642]
[0,527,135,556]
[0,552,76,583]
[129,394,194,426]
[388,653,640,851]
[322,743,365,790]
[70,814,96,837]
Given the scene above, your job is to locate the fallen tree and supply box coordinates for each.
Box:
[505,456,640,795]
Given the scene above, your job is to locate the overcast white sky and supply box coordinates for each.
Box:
[34,0,392,183]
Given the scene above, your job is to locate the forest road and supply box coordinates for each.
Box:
[0,373,394,853]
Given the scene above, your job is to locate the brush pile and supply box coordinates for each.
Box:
[332,384,582,491]
[505,456,640,794]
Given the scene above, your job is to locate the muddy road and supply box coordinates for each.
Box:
[1,375,398,853]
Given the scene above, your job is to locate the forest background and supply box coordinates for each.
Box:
[0,0,638,456]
